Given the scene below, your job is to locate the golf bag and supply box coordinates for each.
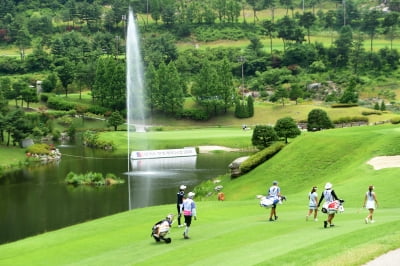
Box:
[151,214,173,244]
[257,195,287,208]
[321,199,345,214]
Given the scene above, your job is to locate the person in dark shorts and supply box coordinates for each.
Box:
[182,192,197,239]
[177,185,186,227]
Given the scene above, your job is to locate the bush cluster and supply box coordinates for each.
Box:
[333,116,369,124]
[178,109,210,121]
[240,142,285,174]
[82,130,114,150]
[362,110,382,116]
[390,117,400,124]
[331,103,359,108]
[25,143,52,155]
[65,171,124,186]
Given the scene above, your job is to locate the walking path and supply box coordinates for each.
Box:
[364,249,400,265]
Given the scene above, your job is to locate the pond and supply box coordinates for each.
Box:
[0,142,248,244]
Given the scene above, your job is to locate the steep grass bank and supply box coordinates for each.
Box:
[0,124,399,265]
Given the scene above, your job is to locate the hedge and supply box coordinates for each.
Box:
[239,142,285,174]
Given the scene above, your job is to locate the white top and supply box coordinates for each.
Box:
[267,185,280,199]
[309,191,318,207]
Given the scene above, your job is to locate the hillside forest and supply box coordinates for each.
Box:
[1,0,400,147]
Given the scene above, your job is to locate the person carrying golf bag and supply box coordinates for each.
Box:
[182,192,197,239]
[151,214,174,243]
[318,182,344,228]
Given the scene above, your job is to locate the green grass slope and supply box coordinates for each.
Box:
[0,125,399,265]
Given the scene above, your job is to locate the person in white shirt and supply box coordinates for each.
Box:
[267,181,281,221]
[363,185,378,224]
[306,186,318,221]
[318,182,341,228]
[182,192,197,239]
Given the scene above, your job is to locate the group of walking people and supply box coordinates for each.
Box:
[168,181,378,242]
[266,181,378,228]
[306,182,378,227]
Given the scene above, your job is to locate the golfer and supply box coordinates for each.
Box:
[363,185,378,224]
[176,185,186,227]
[182,191,197,239]
[306,186,318,221]
[267,181,281,221]
[318,182,340,228]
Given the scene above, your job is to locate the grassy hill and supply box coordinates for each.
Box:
[0,124,399,265]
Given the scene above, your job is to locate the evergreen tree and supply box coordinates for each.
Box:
[247,95,254,117]
[380,100,386,111]
[251,125,279,149]
[307,108,334,131]
[107,111,125,131]
[274,116,301,143]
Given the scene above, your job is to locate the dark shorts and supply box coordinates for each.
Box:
[184,215,192,227]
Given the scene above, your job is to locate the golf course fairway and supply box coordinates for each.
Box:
[0,124,399,265]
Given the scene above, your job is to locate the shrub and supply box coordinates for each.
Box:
[47,96,75,110]
[26,143,52,155]
[390,117,400,124]
[331,103,359,108]
[65,171,124,186]
[179,109,210,121]
[362,110,382,116]
[240,142,285,174]
[333,116,369,124]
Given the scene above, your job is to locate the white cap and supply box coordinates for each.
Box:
[272,181,278,185]
[325,182,332,189]
[187,192,195,198]
[180,185,186,190]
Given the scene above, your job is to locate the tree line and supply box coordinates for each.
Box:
[1,0,400,147]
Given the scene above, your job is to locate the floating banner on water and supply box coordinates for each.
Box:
[130,147,197,160]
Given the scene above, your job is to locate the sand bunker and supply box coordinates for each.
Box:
[198,146,239,153]
[367,156,400,170]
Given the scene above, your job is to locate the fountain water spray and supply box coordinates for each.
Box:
[126,8,147,209]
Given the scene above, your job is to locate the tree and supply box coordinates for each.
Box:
[15,28,31,61]
[276,16,305,50]
[247,95,254,117]
[217,58,235,113]
[299,11,316,44]
[339,79,358,104]
[5,108,33,147]
[251,125,279,149]
[382,12,399,50]
[289,84,304,104]
[56,59,75,97]
[21,87,38,108]
[274,116,301,143]
[145,62,159,114]
[274,87,289,106]
[332,25,353,68]
[361,10,380,53]
[380,100,386,111]
[261,19,275,54]
[107,111,125,131]
[307,108,334,131]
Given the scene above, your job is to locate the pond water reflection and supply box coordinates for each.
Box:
[0,143,248,244]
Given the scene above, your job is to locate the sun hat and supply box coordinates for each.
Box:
[325,182,332,189]
[180,185,187,190]
[187,192,195,198]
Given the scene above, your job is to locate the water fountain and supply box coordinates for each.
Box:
[125,8,197,210]
[125,8,196,161]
